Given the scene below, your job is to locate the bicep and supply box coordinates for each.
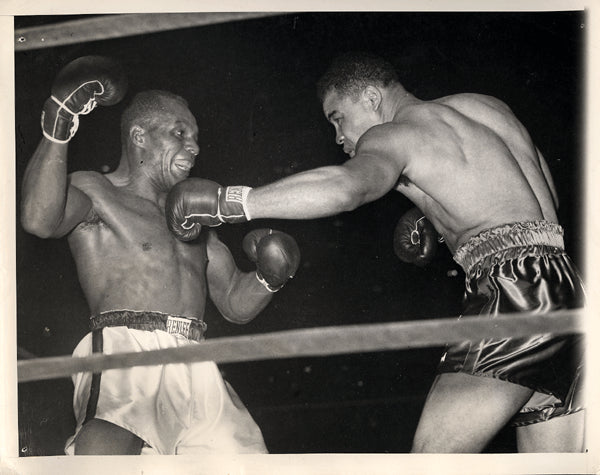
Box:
[51,183,94,237]
[205,230,238,304]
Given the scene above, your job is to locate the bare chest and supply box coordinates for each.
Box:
[71,188,204,267]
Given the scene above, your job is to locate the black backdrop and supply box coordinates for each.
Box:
[14,11,584,455]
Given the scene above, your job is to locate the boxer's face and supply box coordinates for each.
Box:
[322,88,380,158]
[144,101,199,190]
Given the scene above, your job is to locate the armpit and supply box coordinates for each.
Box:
[75,207,105,231]
[395,174,411,187]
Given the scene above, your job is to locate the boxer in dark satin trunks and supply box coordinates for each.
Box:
[439,221,584,427]
[165,52,586,452]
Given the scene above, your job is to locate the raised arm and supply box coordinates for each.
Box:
[21,140,93,238]
[20,55,127,238]
[205,229,300,324]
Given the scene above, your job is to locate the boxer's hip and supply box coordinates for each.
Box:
[453,220,566,280]
[438,220,585,419]
[90,309,207,341]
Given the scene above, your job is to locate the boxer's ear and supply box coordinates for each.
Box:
[130,125,145,147]
[362,85,382,111]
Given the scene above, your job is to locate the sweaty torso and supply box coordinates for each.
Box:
[67,172,208,318]
[372,93,557,253]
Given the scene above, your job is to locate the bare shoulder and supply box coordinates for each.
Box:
[68,171,117,224]
[356,121,410,158]
[69,170,111,186]
[433,93,517,123]
[69,170,113,189]
[69,171,119,204]
[436,92,510,110]
[358,94,515,155]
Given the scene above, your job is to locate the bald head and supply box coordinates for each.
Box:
[120,90,190,144]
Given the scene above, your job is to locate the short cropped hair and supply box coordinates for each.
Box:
[120,90,189,143]
[316,52,399,102]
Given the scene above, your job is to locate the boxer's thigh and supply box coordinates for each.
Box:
[74,418,144,455]
[516,411,584,452]
[411,372,533,453]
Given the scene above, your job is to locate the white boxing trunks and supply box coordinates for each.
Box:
[64,312,267,455]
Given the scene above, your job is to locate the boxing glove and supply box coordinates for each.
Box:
[41,55,128,143]
[166,178,252,241]
[242,228,301,292]
[393,207,438,267]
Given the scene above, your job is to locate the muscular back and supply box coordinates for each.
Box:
[386,93,558,251]
[67,171,208,318]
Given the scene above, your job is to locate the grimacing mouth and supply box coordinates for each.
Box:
[174,158,194,172]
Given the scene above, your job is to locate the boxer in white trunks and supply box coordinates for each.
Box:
[20,56,301,455]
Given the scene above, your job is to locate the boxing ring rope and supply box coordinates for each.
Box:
[14,13,286,52]
[18,308,583,383]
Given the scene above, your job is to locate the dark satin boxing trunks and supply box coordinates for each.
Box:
[438,221,585,426]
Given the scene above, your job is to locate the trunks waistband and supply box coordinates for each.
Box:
[90,310,207,342]
[453,221,565,279]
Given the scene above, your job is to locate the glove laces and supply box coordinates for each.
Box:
[42,80,105,143]
[410,216,425,245]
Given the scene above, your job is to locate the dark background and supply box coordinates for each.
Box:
[14,11,585,455]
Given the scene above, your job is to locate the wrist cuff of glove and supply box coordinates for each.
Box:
[240,186,252,221]
[219,186,253,222]
[41,96,79,143]
[255,271,284,293]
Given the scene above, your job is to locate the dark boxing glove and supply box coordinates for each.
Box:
[242,228,301,292]
[166,178,252,241]
[393,207,438,267]
[41,55,127,143]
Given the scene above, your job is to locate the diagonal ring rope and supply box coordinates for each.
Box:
[17,308,584,383]
[14,13,287,51]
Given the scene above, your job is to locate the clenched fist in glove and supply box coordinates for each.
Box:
[166,178,252,241]
[393,207,439,267]
[243,228,301,292]
[41,55,127,143]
